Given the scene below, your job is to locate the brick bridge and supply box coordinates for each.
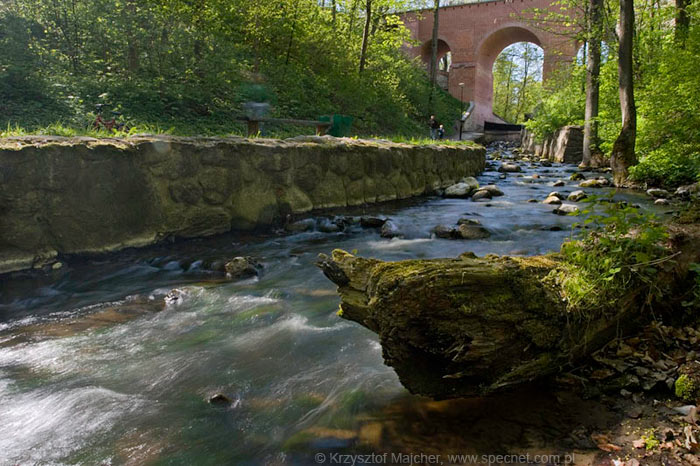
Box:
[399,0,579,130]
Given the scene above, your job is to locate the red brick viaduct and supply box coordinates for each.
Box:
[399,0,580,130]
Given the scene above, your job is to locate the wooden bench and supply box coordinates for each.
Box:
[237,117,332,137]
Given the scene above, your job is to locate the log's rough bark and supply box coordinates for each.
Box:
[317,228,700,399]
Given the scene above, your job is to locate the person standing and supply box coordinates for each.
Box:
[437,124,445,140]
[429,115,440,140]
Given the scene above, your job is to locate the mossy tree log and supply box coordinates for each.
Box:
[316,230,700,399]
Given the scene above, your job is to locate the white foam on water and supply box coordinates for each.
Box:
[0,386,147,464]
[0,315,39,332]
[368,339,382,353]
[366,238,433,250]
[0,336,91,376]
[226,294,280,313]
[232,314,349,347]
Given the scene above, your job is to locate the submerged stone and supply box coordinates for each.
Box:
[225,257,261,279]
[360,217,387,228]
[457,224,491,239]
[380,221,402,238]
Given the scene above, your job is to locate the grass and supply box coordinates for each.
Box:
[379,134,481,147]
[1,121,482,147]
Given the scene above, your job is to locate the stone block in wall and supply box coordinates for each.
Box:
[551,125,583,164]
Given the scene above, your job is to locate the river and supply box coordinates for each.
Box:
[0,144,664,465]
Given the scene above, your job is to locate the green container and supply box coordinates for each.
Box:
[320,114,353,137]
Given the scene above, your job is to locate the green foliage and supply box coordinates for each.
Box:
[675,374,699,402]
[381,135,480,147]
[492,42,544,123]
[550,195,670,315]
[642,430,660,451]
[524,0,700,188]
[629,143,700,188]
[524,66,585,139]
[0,0,460,138]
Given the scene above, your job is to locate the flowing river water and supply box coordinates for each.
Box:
[0,145,666,465]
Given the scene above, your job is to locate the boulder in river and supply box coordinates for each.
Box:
[548,191,566,200]
[655,199,670,206]
[380,220,402,238]
[553,204,580,215]
[444,178,479,198]
[543,196,563,205]
[317,218,342,233]
[457,217,481,226]
[579,178,607,188]
[647,188,671,199]
[285,218,315,233]
[568,190,587,202]
[360,217,387,228]
[675,182,700,199]
[471,189,492,201]
[457,223,491,239]
[553,180,566,187]
[570,173,586,181]
[480,185,504,197]
[432,225,457,239]
[225,257,262,279]
[498,162,522,173]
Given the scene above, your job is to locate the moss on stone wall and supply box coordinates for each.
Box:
[0,135,485,274]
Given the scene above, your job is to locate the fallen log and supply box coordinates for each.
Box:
[316,225,700,400]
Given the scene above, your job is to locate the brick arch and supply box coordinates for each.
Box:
[419,37,453,64]
[473,25,545,127]
[399,0,580,130]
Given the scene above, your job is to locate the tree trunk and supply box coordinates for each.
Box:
[316,235,699,399]
[331,0,337,28]
[514,44,531,123]
[359,0,372,73]
[610,0,637,187]
[581,0,603,168]
[285,2,299,66]
[675,0,690,45]
[501,54,515,121]
[429,0,440,88]
[346,0,359,40]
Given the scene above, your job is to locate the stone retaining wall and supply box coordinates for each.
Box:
[0,135,485,273]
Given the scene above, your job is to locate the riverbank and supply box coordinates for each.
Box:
[0,135,485,275]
